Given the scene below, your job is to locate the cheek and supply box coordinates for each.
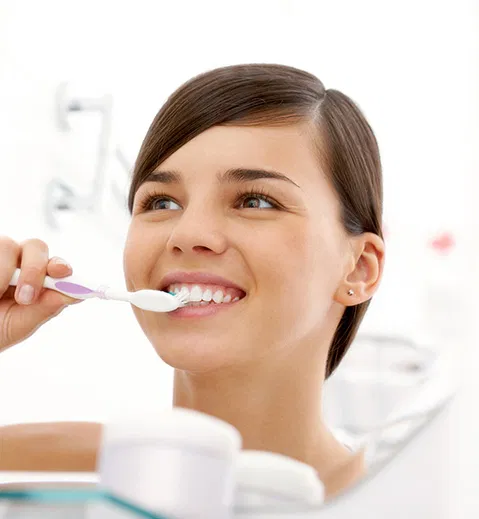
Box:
[245,228,327,346]
[265,224,325,288]
[250,224,322,309]
[258,223,340,324]
[123,228,140,291]
[123,222,166,289]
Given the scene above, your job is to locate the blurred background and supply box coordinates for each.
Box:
[0,0,477,473]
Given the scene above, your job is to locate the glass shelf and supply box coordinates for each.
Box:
[0,486,170,519]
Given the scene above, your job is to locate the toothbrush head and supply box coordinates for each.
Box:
[128,289,189,313]
[171,290,190,307]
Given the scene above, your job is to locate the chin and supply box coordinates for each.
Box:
[147,332,243,374]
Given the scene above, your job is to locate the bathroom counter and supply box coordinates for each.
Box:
[0,474,169,519]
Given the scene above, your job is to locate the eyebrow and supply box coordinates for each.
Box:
[142,167,301,189]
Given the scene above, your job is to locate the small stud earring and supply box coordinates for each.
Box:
[347,289,354,296]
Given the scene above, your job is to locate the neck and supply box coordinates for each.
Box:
[172,346,350,486]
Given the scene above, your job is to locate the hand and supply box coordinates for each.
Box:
[0,236,83,353]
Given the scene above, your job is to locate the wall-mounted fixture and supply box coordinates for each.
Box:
[45,82,131,230]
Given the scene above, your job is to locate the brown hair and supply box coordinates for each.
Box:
[128,64,383,378]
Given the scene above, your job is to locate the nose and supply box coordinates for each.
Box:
[165,203,228,257]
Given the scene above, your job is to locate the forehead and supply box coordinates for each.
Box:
[158,124,327,187]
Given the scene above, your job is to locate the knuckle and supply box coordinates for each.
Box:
[0,236,19,254]
[1,308,14,345]
[22,265,44,280]
[23,238,49,254]
[20,239,50,268]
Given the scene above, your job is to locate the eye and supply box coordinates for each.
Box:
[237,193,278,210]
[139,194,182,212]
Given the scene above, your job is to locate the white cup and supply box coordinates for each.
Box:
[234,450,324,518]
[98,408,242,519]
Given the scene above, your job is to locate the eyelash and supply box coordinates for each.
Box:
[137,187,282,212]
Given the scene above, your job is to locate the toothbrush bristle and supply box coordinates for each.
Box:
[174,293,190,306]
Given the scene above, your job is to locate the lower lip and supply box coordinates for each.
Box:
[168,299,244,319]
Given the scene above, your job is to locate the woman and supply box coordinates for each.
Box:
[0,64,385,498]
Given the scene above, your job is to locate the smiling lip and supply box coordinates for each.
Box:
[159,271,246,293]
[168,298,244,319]
[158,271,246,319]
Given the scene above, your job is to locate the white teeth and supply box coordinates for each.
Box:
[178,287,190,299]
[190,285,203,302]
[189,301,210,307]
[212,290,224,303]
[166,284,243,304]
[202,288,213,302]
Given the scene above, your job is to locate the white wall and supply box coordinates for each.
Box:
[0,0,476,441]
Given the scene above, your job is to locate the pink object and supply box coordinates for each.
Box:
[430,232,455,254]
[169,298,244,320]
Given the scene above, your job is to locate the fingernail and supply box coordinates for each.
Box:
[52,257,71,269]
[18,285,34,305]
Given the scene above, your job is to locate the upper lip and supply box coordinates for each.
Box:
[159,271,246,293]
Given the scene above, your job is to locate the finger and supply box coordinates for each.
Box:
[0,236,21,299]
[46,256,72,278]
[46,257,83,305]
[15,238,49,306]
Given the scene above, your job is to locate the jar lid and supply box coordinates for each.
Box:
[236,450,324,504]
[101,407,242,459]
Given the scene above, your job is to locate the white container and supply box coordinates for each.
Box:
[323,335,433,436]
[234,450,324,518]
[97,407,242,519]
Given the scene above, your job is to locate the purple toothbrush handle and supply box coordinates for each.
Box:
[45,275,107,299]
[53,281,96,295]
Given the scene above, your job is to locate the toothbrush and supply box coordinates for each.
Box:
[9,268,188,313]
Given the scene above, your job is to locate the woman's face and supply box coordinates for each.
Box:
[123,123,353,373]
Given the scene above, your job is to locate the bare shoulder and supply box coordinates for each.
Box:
[0,421,103,471]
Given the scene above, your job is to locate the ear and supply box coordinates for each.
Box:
[334,232,385,306]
